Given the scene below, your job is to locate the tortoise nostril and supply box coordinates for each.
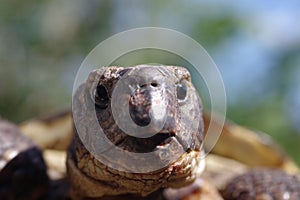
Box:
[151,81,158,87]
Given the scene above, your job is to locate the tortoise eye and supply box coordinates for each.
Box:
[94,85,109,109]
[176,82,187,100]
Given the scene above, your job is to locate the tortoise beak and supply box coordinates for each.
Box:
[129,83,178,138]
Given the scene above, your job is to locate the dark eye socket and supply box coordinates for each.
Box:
[176,82,187,100]
[94,85,109,109]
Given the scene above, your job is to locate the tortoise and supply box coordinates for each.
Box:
[1,65,299,199]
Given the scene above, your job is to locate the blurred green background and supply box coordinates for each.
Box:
[0,1,299,164]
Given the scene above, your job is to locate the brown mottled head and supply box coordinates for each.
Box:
[69,65,204,197]
[74,65,203,153]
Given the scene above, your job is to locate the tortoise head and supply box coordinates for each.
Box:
[80,65,203,154]
[70,65,204,197]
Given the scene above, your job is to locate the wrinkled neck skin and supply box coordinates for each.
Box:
[68,65,204,199]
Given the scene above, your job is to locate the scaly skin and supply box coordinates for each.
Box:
[68,65,205,199]
[222,169,300,199]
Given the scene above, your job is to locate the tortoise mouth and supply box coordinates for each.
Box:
[116,132,176,153]
[150,132,174,146]
[110,128,198,154]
